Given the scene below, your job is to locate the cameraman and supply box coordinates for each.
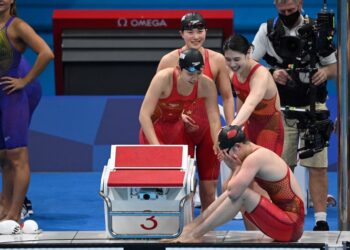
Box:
[251,0,337,231]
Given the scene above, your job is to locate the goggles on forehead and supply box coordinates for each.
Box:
[182,21,206,30]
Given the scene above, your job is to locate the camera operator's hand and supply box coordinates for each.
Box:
[272,69,292,85]
[311,68,328,86]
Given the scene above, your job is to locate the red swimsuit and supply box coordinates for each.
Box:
[232,64,284,156]
[180,49,220,181]
[245,168,305,242]
[139,69,196,147]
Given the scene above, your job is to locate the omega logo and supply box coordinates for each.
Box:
[117,18,167,28]
[117,18,128,27]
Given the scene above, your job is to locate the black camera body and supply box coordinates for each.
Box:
[284,108,334,159]
[299,117,334,159]
[281,13,334,66]
[276,7,335,89]
[278,2,336,159]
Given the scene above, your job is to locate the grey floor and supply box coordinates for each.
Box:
[0,230,349,249]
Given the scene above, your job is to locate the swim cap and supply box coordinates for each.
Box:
[179,48,204,73]
[181,12,206,31]
[218,125,246,150]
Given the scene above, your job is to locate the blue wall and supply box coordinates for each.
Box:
[29,96,143,172]
[16,0,339,171]
[17,0,338,96]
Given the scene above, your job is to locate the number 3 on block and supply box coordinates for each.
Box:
[140,216,158,230]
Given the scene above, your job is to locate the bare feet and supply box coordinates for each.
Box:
[159,238,175,243]
[181,223,197,235]
[160,233,202,243]
[171,233,202,243]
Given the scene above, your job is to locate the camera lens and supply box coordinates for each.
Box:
[143,194,150,200]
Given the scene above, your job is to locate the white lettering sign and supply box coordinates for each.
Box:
[117,18,167,28]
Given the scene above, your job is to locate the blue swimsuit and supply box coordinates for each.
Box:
[0,16,41,149]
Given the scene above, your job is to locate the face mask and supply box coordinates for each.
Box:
[279,10,300,28]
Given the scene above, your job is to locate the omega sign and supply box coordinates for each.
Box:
[117,18,167,28]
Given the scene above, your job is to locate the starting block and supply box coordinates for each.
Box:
[100,145,196,239]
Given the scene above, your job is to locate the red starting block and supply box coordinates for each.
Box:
[100,145,196,239]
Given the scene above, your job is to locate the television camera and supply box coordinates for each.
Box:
[279,0,336,159]
[282,107,334,159]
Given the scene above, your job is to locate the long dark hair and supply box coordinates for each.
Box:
[223,34,251,55]
[10,0,17,16]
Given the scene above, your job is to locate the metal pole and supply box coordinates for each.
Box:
[337,0,350,231]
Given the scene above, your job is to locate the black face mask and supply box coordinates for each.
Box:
[279,10,300,28]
